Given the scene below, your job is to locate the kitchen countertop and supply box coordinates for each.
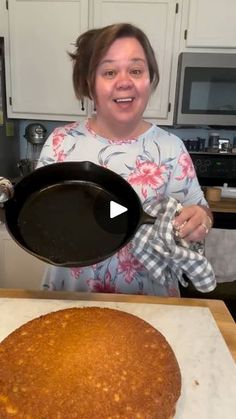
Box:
[201,186,236,213]
[0,289,235,362]
[208,197,236,213]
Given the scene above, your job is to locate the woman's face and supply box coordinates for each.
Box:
[94,37,151,127]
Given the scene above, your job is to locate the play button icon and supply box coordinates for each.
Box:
[93,190,129,235]
[110,201,128,219]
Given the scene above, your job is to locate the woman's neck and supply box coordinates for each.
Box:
[88,117,151,142]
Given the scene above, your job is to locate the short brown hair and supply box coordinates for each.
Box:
[69,23,160,101]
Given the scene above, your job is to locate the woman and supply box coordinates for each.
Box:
[37,23,214,295]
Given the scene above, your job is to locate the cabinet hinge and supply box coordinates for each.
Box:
[9,97,12,106]
[168,102,171,112]
[6,0,8,10]
[184,29,188,40]
[175,3,179,13]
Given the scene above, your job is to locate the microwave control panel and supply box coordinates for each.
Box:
[190,153,236,186]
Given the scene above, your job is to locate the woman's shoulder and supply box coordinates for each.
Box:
[152,125,182,142]
[146,125,184,152]
[50,120,87,138]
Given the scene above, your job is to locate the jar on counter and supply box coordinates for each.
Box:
[205,187,222,202]
[208,133,220,152]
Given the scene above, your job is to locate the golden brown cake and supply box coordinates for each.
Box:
[0,307,181,418]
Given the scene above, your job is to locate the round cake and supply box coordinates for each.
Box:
[0,307,181,418]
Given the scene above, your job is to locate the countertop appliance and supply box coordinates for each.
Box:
[190,152,236,188]
[24,123,47,145]
[190,152,236,229]
[24,122,47,171]
[18,123,47,175]
[174,52,236,126]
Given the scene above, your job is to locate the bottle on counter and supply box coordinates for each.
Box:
[232,136,236,154]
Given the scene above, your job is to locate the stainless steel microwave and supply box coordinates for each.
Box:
[174,52,236,126]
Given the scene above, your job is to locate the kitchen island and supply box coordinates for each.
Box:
[0,288,235,361]
[0,289,236,418]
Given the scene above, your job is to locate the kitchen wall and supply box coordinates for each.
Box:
[19,119,236,160]
[165,126,236,144]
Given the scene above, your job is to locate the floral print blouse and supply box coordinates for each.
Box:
[37,120,207,296]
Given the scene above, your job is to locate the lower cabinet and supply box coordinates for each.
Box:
[0,225,46,290]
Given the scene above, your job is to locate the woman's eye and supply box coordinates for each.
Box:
[130,68,142,76]
[104,70,115,78]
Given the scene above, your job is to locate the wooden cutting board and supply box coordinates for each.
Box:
[0,297,235,419]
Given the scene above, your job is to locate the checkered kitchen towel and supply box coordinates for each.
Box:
[132,196,216,292]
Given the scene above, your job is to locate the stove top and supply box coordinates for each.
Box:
[190,152,236,187]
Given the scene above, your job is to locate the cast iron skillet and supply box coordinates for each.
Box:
[4,161,156,267]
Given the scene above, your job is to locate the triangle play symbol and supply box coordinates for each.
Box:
[110,201,128,219]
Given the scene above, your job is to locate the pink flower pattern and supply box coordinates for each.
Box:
[117,243,145,284]
[128,159,166,198]
[175,152,196,181]
[87,270,117,293]
[52,123,79,161]
[52,128,65,160]
[70,267,83,279]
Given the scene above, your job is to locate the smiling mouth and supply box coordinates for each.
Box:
[113,97,134,103]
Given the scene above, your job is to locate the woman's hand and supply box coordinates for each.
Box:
[173,205,213,242]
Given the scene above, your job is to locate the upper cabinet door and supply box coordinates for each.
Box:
[185,0,236,48]
[92,0,179,120]
[7,0,88,120]
[0,1,8,36]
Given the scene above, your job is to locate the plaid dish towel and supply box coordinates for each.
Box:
[132,196,216,292]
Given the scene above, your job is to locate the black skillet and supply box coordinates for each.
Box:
[4,161,156,267]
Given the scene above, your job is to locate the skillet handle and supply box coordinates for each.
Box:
[139,210,156,226]
[0,177,14,204]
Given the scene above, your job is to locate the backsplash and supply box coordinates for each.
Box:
[19,119,236,159]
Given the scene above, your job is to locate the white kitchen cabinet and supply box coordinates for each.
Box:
[181,0,236,49]
[3,0,236,124]
[92,0,182,122]
[0,1,8,37]
[0,224,46,289]
[5,0,88,121]
[3,0,182,124]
